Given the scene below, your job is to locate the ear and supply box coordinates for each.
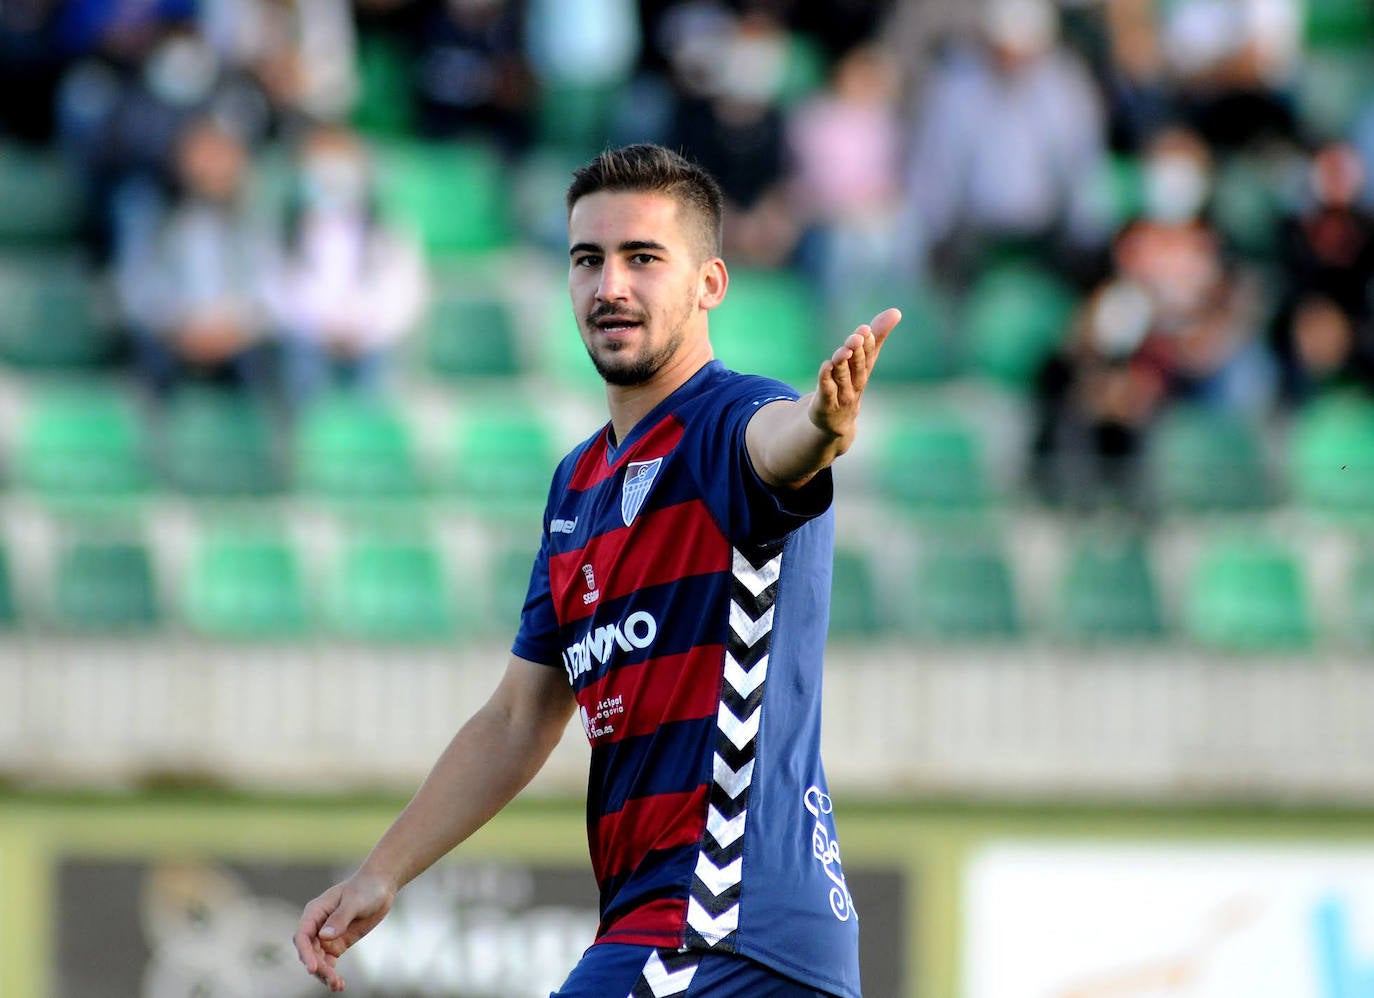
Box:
[699,258,728,312]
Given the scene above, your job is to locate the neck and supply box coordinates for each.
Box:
[605,340,714,445]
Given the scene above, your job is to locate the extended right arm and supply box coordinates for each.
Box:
[294,655,576,992]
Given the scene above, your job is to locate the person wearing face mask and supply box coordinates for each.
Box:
[264,123,428,407]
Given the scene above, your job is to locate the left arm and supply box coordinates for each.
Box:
[746,307,901,489]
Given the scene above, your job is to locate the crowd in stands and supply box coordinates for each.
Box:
[0,0,1372,514]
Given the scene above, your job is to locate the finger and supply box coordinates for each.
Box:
[816,359,839,410]
[867,308,901,359]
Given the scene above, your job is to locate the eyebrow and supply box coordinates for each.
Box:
[569,239,670,257]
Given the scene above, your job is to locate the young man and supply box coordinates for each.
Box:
[294,144,899,997]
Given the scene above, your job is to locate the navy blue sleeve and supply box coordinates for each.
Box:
[692,374,833,546]
[510,527,562,669]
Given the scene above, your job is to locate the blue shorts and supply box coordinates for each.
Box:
[550,943,838,997]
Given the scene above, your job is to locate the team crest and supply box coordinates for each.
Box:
[621,458,663,526]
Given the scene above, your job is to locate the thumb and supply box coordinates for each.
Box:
[319,902,356,941]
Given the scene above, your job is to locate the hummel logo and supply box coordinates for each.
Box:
[551,517,578,534]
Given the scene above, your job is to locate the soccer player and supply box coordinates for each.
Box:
[294,143,899,997]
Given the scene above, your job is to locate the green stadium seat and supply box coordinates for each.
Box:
[1352,552,1374,645]
[0,545,16,627]
[1089,154,1144,231]
[185,529,307,639]
[487,536,540,630]
[374,140,513,256]
[777,32,827,106]
[351,33,416,138]
[535,82,618,157]
[15,384,148,504]
[711,269,822,389]
[52,537,159,631]
[326,535,454,641]
[0,256,116,369]
[448,411,555,518]
[1288,393,1374,517]
[909,535,1020,639]
[963,262,1077,389]
[423,292,522,380]
[833,279,959,383]
[162,388,283,497]
[1184,536,1312,651]
[1057,532,1165,642]
[541,294,604,395]
[294,393,423,502]
[1305,0,1374,47]
[0,144,83,244]
[828,547,884,638]
[1149,404,1272,512]
[1210,158,1282,259]
[874,412,989,514]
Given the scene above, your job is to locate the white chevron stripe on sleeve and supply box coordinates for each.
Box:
[717,701,761,752]
[731,550,782,596]
[706,803,748,848]
[687,896,741,945]
[723,652,768,699]
[729,601,775,646]
[712,752,755,799]
[694,852,744,897]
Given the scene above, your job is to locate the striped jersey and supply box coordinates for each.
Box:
[512,360,861,998]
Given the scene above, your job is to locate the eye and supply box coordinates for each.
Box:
[572,255,601,268]
[629,253,658,265]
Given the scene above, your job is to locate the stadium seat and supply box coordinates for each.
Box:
[832,279,959,383]
[534,82,618,157]
[326,535,454,641]
[1184,536,1312,651]
[351,33,416,138]
[15,384,148,504]
[0,545,16,627]
[1210,158,1282,259]
[1305,0,1374,48]
[423,291,522,380]
[828,547,885,638]
[908,535,1020,639]
[162,388,283,497]
[963,261,1077,390]
[1057,532,1165,642]
[184,530,307,639]
[541,294,605,395]
[710,268,823,389]
[487,536,540,631]
[374,140,513,256]
[1090,154,1144,231]
[1148,404,1272,512]
[0,256,116,370]
[294,392,423,502]
[52,537,159,631]
[448,411,555,518]
[1288,393,1374,518]
[874,411,989,514]
[0,144,83,244]
[1352,552,1374,645]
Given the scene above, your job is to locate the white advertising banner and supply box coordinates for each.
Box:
[964,843,1374,998]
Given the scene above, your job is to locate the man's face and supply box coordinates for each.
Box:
[567,190,713,387]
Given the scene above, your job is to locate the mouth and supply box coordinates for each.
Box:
[591,316,644,336]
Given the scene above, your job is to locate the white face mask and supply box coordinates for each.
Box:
[302,155,369,213]
[144,37,218,107]
[1143,154,1210,224]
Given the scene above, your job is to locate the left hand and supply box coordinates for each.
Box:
[808,307,901,439]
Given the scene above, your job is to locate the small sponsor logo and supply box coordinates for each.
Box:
[579,694,626,742]
[621,458,663,526]
[581,564,599,605]
[805,786,854,922]
[551,517,578,535]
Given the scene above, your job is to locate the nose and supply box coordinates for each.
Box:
[595,258,629,303]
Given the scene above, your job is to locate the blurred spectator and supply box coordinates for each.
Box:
[1158,0,1302,150]
[115,116,274,397]
[787,44,906,298]
[1031,126,1276,505]
[1099,0,1176,152]
[0,0,66,143]
[56,23,271,263]
[902,0,1109,286]
[671,10,799,267]
[526,0,640,90]
[1271,143,1374,402]
[265,123,429,407]
[412,0,534,150]
[1118,127,1273,412]
[198,0,359,125]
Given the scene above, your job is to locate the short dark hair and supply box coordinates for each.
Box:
[566,144,724,258]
